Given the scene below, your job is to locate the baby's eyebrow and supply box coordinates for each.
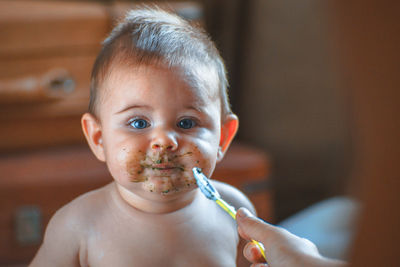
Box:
[185,105,200,111]
[184,105,206,114]
[115,104,152,114]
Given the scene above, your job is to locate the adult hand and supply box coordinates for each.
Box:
[236,208,348,267]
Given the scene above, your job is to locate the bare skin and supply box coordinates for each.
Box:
[30,182,254,267]
[30,64,253,266]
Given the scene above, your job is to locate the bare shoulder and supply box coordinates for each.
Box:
[212,180,256,214]
[51,182,111,228]
[29,184,112,267]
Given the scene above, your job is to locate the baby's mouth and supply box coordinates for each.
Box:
[139,151,193,172]
[146,163,185,172]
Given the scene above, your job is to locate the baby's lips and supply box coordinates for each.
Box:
[152,163,176,170]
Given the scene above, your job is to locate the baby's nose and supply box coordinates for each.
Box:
[150,130,178,151]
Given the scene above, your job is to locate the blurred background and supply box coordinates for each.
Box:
[0,0,398,266]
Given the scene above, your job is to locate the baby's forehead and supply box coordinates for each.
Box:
[101,62,220,104]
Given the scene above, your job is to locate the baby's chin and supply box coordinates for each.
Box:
[143,178,197,195]
[130,169,198,195]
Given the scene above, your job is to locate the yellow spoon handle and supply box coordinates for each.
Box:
[216,199,237,219]
[215,199,267,262]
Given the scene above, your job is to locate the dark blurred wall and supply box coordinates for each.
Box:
[223,0,352,221]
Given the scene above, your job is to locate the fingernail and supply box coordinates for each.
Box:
[237,207,254,218]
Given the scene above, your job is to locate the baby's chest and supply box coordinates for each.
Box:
[84,219,238,267]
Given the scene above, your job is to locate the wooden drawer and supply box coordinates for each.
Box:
[0,145,111,265]
[0,142,272,265]
[0,1,110,151]
[0,55,99,150]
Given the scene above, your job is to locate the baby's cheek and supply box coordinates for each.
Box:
[180,144,216,181]
[116,148,146,182]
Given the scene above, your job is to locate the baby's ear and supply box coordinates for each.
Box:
[81,113,106,162]
[217,114,239,162]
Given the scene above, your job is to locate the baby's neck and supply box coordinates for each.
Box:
[114,183,198,214]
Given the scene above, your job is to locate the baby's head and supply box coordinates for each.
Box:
[90,7,231,119]
[82,7,238,205]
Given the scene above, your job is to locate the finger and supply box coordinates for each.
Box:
[237,222,251,240]
[236,207,275,244]
[244,241,266,263]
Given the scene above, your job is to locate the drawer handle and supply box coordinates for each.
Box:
[0,68,75,104]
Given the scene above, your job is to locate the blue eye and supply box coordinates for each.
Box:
[178,118,196,129]
[130,119,149,129]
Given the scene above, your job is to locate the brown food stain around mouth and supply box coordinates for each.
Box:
[171,151,193,160]
[124,148,201,185]
[124,149,147,182]
[139,164,185,172]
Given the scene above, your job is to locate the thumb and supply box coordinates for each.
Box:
[236,207,275,244]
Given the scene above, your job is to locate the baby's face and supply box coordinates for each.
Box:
[97,64,222,199]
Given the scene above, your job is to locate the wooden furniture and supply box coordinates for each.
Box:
[0,142,272,265]
[0,1,110,151]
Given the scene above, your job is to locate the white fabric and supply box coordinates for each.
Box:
[278,196,360,260]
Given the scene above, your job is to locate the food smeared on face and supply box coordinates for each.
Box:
[122,145,210,195]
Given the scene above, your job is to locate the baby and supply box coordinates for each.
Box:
[30,7,255,267]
